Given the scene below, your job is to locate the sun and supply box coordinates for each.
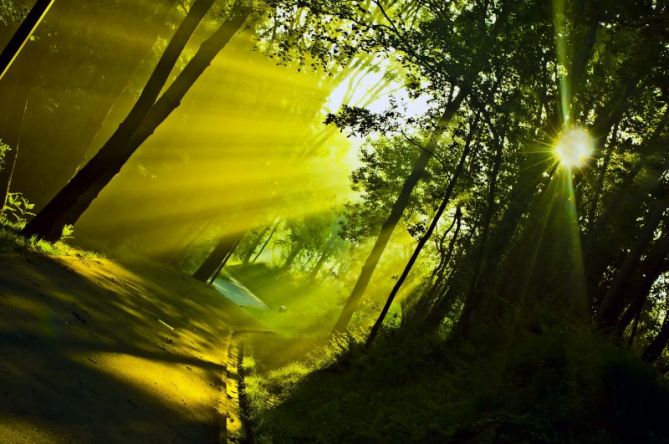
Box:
[554,127,594,169]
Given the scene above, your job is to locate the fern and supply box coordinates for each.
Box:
[3,192,36,225]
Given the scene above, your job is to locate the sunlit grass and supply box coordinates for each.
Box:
[0,220,100,259]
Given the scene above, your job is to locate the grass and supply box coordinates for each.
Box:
[0,220,101,260]
[243,324,669,444]
[226,263,347,338]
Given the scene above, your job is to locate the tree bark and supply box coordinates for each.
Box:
[457,112,505,336]
[643,311,669,362]
[283,245,303,270]
[414,210,463,328]
[615,234,669,338]
[193,231,243,282]
[366,112,477,346]
[332,86,470,333]
[0,0,54,80]
[306,236,335,284]
[21,0,248,241]
[242,225,271,264]
[253,220,279,263]
[428,206,460,286]
[598,200,668,330]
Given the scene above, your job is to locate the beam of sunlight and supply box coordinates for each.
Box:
[75,27,360,256]
[552,0,571,124]
[559,169,588,312]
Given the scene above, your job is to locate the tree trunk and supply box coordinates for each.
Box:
[0,0,54,80]
[21,1,248,242]
[457,113,505,337]
[585,121,618,230]
[643,311,669,362]
[430,208,462,292]
[306,237,335,284]
[193,231,243,282]
[332,87,470,333]
[615,234,669,338]
[366,113,477,346]
[283,245,303,270]
[598,200,668,330]
[253,220,279,263]
[242,226,270,264]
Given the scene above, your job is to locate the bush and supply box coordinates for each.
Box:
[244,324,669,444]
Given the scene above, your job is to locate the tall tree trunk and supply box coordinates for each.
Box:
[0,0,54,80]
[427,206,461,286]
[615,234,669,337]
[21,1,248,242]
[585,121,617,230]
[598,200,668,330]
[430,207,462,293]
[283,245,303,270]
[253,220,279,263]
[586,109,668,242]
[242,225,271,264]
[306,236,335,284]
[193,231,243,282]
[332,87,470,333]
[457,112,505,337]
[366,113,477,346]
[405,209,462,328]
[643,310,669,362]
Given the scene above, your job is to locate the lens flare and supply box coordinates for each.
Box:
[554,127,594,169]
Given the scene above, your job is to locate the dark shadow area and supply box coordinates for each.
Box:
[0,250,257,443]
[249,328,669,444]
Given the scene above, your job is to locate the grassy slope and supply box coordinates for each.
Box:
[246,325,669,444]
[0,234,260,443]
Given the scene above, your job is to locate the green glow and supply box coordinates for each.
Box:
[552,0,571,124]
[560,169,588,312]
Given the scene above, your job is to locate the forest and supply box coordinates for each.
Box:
[1,0,669,443]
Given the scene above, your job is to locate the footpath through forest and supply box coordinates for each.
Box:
[0,245,259,443]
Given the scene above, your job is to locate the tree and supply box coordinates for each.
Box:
[0,0,54,80]
[366,111,480,345]
[21,0,250,241]
[328,0,511,332]
[193,230,244,283]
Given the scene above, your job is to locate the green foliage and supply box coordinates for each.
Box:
[0,0,21,25]
[61,224,75,241]
[246,326,669,443]
[0,141,10,169]
[276,212,348,274]
[2,192,35,225]
[0,220,96,260]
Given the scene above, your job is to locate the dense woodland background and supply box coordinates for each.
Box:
[2,0,669,442]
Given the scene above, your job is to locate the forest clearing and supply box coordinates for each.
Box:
[1,0,669,443]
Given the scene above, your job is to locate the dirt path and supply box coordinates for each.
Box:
[0,251,260,443]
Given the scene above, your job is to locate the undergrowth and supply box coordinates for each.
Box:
[244,325,669,444]
[0,220,100,260]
